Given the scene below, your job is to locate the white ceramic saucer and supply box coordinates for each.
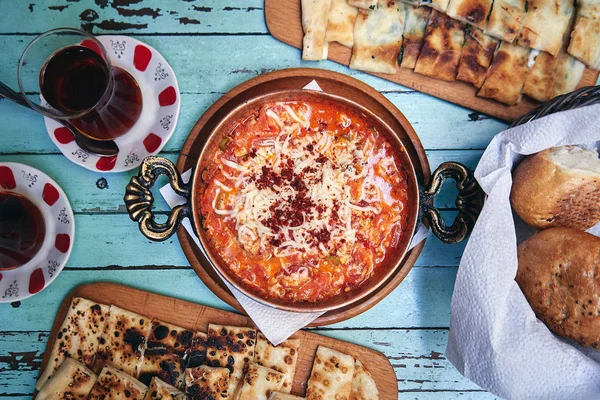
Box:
[0,162,75,303]
[44,35,181,173]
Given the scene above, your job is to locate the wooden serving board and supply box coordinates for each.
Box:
[40,283,398,399]
[264,0,600,122]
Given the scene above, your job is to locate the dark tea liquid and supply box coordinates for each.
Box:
[40,45,143,140]
[0,193,46,270]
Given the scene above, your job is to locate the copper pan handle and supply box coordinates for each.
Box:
[420,162,484,244]
[124,156,193,241]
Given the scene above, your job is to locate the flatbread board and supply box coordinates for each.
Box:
[264,0,599,121]
[39,283,398,399]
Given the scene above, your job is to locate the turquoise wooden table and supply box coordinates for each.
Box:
[0,1,517,398]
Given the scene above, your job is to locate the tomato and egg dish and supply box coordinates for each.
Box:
[199,99,410,303]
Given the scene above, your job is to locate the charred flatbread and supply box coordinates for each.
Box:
[348,0,378,9]
[349,0,406,74]
[485,0,526,43]
[268,394,305,400]
[138,348,186,389]
[517,0,574,56]
[253,333,300,393]
[185,365,230,400]
[234,363,285,400]
[147,319,194,357]
[143,377,186,400]
[305,346,355,400]
[523,51,585,101]
[206,324,257,398]
[400,5,432,69]
[326,0,359,48]
[93,305,152,376]
[349,360,379,400]
[88,365,148,400]
[422,0,451,12]
[568,0,600,70]
[446,0,493,29]
[478,41,531,105]
[185,331,208,369]
[37,358,97,400]
[414,10,465,81]
[36,297,109,390]
[301,0,333,60]
[456,28,499,87]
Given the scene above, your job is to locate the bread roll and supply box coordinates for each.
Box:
[511,145,600,230]
[516,227,600,348]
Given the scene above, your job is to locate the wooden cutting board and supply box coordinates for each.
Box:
[264,0,600,122]
[40,283,397,399]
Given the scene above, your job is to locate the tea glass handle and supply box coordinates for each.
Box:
[420,162,485,244]
[124,156,192,241]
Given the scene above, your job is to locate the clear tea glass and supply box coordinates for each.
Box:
[17,28,143,141]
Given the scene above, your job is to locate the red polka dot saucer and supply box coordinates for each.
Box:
[0,163,74,303]
[44,36,180,173]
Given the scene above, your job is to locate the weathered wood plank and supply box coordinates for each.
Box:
[0,329,488,395]
[1,0,267,35]
[0,266,457,331]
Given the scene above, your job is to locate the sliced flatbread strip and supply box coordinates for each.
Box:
[349,359,379,400]
[485,0,526,43]
[421,0,451,12]
[143,377,186,400]
[326,0,359,48]
[400,5,432,69]
[348,0,378,9]
[254,333,300,393]
[234,362,285,400]
[88,365,148,400]
[138,348,186,389]
[414,10,465,81]
[523,51,585,101]
[185,331,208,369]
[301,0,333,60]
[457,28,500,87]
[568,0,600,70]
[186,365,230,400]
[517,0,574,56]
[147,319,194,357]
[37,358,97,400]
[36,297,109,390]
[446,0,493,29]
[206,324,257,398]
[349,0,406,74]
[268,393,305,400]
[306,346,355,400]
[93,305,152,376]
[478,41,531,105]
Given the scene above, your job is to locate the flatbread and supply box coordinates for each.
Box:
[478,41,532,105]
[446,0,493,29]
[147,319,194,357]
[400,5,432,69]
[138,348,186,389]
[568,0,600,70]
[326,0,359,48]
[523,51,585,101]
[305,346,355,400]
[485,0,526,43]
[268,393,305,400]
[37,358,97,400]
[349,360,379,400]
[88,365,148,400]
[301,0,333,60]
[456,28,499,87]
[93,305,152,376]
[206,324,257,398]
[185,365,230,400]
[253,333,300,393]
[36,297,109,390]
[143,377,186,400]
[349,0,406,74]
[234,363,285,400]
[414,10,465,81]
[421,0,451,12]
[185,331,208,369]
[348,0,378,9]
[517,0,574,56]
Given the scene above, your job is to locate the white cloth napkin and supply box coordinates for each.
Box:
[160,80,428,344]
[445,104,600,400]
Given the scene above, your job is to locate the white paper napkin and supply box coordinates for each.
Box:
[445,104,600,399]
[160,80,428,344]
